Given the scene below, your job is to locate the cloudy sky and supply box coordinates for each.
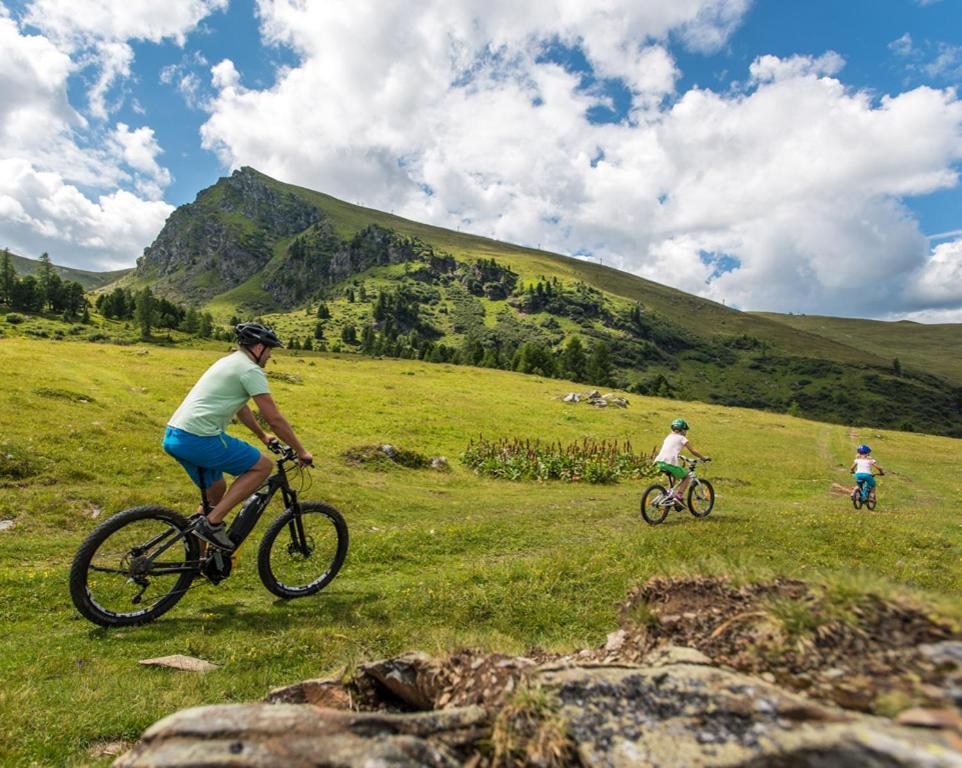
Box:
[2,0,961,321]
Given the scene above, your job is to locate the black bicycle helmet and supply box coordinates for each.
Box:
[235,322,283,348]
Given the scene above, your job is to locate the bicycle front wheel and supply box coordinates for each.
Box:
[852,487,863,510]
[257,502,348,598]
[688,480,715,517]
[641,484,670,525]
[69,506,199,627]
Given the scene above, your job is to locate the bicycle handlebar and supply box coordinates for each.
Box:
[267,439,311,466]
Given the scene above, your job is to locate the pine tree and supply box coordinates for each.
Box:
[560,336,587,381]
[302,336,313,351]
[585,341,613,386]
[316,302,330,319]
[340,324,357,344]
[360,324,376,353]
[0,250,15,305]
[37,252,58,310]
[314,321,325,340]
[198,312,213,338]
[182,307,200,334]
[134,286,156,338]
[892,358,902,376]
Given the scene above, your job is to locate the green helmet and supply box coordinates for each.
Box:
[671,418,689,431]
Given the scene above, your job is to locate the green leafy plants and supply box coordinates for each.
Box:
[461,436,657,483]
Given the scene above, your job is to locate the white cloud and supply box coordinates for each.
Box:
[197,2,962,319]
[23,0,228,46]
[0,158,173,270]
[86,41,133,119]
[902,238,962,311]
[889,33,914,57]
[22,0,227,119]
[111,122,171,199]
[0,13,174,267]
[749,51,845,83]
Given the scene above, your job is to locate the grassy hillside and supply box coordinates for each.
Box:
[756,312,962,387]
[6,250,131,291]
[242,170,888,366]
[1,337,960,765]
[118,168,962,436]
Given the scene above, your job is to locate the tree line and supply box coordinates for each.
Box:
[95,286,215,339]
[1,251,87,320]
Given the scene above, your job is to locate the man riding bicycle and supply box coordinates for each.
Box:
[162,322,312,550]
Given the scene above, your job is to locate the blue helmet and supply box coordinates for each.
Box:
[857,444,871,455]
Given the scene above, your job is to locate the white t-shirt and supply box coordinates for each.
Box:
[854,457,877,474]
[656,433,689,466]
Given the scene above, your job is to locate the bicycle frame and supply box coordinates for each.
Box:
[659,461,703,502]
[138,452,307,577]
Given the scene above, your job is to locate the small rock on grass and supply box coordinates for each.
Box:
[139,655,219,672]
[87,740,131,758]
[0,519,14,531]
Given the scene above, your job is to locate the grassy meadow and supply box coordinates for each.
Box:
[1,337,961,765]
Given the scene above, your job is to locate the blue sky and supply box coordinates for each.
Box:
[2,0,961,320]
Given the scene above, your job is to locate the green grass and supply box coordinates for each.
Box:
[1,338,961,765]
[755,312,962,386]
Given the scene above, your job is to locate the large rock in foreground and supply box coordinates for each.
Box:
[114,704,488,768]
[116,660,962,767]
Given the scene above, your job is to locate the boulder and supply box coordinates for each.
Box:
[354,651,440,710]
[562,392,581,403]
[114,703,489,768]
[538,663,962,768]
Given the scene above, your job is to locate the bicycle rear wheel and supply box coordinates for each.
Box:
[69,506,199,627]
[257,502,348,598]
[688,480,715,517]
[641,484,670,525]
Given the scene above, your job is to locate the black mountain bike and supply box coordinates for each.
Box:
[69,441,348,627]
[640,457,715,525]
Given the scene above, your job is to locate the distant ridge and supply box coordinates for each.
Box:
[5,250,131,291]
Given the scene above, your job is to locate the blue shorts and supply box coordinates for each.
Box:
[163,426,262,489]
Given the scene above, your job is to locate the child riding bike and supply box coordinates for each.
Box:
[849,444,884,503]
[654,418,710,504]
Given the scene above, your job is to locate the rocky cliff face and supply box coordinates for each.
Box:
[261,224,438,306]
[137,167,323,301]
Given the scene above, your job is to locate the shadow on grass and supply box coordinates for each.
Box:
[654,514,742,526]
[83,588,384,639]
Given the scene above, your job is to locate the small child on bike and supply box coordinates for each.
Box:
[654,418,709,502]
[850,444,884,502]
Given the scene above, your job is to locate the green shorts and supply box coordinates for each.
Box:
[656,461,687,480]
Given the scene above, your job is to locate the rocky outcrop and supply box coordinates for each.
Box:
[114,703,489,768]
[261,223,440,306]
[137,167,323,302]
[116,657,962,767]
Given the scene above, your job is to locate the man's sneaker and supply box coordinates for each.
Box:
[193,518,234,550]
